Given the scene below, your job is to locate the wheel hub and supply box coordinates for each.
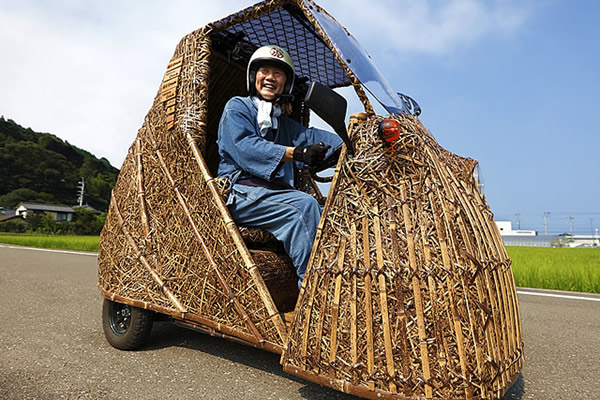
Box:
[109,303,131,336]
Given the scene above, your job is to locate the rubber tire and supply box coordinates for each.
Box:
[102,299,153,350]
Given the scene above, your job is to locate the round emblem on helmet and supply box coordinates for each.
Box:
[270,48,283,58]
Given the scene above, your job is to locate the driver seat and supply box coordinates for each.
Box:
[214,167,325,247]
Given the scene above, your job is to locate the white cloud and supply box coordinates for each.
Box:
[0,1,249,167]
[0,0,533,168]
[318,0,532,54]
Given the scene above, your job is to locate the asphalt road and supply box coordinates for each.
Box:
[1,244,599,399]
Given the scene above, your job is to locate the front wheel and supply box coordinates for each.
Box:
[102,299,153,350]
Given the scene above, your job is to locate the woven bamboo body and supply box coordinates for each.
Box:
[98,26,289,352]
[281,115,523,399]
[98,1,523,398]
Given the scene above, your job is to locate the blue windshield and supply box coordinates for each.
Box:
[305,1,408,115]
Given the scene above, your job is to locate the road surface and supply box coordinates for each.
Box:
[1,244,599,399]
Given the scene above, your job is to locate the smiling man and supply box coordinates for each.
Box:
[216,45,342,287]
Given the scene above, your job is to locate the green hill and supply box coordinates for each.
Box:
[0,116,119,211]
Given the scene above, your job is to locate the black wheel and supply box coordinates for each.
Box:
[102,299,153,350]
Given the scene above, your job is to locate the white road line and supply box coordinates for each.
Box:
[1,244,599,302]
[0,244,97,257]
[517,290,600,302]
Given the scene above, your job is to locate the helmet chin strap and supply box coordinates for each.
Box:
[254,91,295,104]
[274,93,295,104]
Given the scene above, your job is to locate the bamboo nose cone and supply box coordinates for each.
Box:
[282,115,523,399]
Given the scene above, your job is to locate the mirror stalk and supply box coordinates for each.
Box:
[304,82,354,155]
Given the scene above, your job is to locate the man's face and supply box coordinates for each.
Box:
[255,65,287,100]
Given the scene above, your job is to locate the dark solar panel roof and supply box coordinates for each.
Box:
[212,3,350,88]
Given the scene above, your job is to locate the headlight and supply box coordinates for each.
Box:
[473,162,484,196]
[378,119,400,144]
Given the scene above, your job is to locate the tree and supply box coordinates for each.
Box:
[0,117,119,211]
[0,218,29,233]
[0,188,54,208]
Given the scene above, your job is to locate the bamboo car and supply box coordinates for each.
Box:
[98,1,524,398]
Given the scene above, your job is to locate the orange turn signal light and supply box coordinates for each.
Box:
[378,119,400,143]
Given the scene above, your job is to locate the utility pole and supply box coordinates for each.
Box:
[569,216,574,235]
[543,211,550,236]
[77,177,85,207]
[515,213,521,230]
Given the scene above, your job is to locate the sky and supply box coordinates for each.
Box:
[1,0,598,235]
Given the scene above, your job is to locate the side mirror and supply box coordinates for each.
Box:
[304,82,354,155]
[397,92,422,116]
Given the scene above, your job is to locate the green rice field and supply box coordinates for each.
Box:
[0,233,99,252]
[506,246,600,294]
[0,234,598,293]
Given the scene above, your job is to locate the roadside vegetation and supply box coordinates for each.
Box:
[0,232,98,252]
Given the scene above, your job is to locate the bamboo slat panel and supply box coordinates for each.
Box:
[98,29,287,350]
[282,114,523,399]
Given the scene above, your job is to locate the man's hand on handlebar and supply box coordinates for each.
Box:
[293,142,331,167]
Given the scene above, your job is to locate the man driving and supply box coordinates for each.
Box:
[217,45,342,287]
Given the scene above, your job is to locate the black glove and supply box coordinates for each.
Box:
[293,142,331,167]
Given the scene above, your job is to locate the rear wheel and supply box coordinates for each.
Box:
[102,299,153,350]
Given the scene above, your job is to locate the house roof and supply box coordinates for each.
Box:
[0,214,22,222]
[18,203,75,213]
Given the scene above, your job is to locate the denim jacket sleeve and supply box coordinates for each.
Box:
[217,97,287,182]
[281,117,344,160]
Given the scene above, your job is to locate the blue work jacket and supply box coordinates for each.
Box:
[217,96,343,190]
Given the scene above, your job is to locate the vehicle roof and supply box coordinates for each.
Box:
[208,0,352,89]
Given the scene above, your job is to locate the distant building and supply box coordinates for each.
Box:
[16,202,75,222]
[559,235,599,248]
[0,209,20,222]
[495,221,537,236]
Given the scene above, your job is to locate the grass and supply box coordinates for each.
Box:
[507,246,600,294]
[0,232,99,252]
[1,233,598,293]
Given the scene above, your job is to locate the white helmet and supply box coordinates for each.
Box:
[247,45,295,98]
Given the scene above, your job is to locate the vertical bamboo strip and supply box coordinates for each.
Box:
[350,223,359,371]
[135,137,151,241]
[396,187,432,398]
[373,204,396,394]
[428,184,472,398]
[378,273,396,394]
[362,215,375,390]
[328,237,346,375]
[383,195,411,388]
[422,238,451,388]
[312,272,331,371]
[456,221,495,397]
[300,252,323,362]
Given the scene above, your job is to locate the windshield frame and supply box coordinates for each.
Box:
[303,0,408,115]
